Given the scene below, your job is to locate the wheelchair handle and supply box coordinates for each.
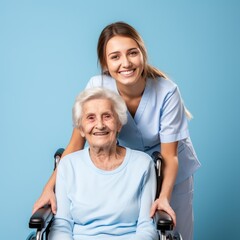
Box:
[29,205,53,229]
[151,151,163,177]
[54,148,65,159]
[155,210,174,232]
[151,151,163,163]
[54,148,65,169]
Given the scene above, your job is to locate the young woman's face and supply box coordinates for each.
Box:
[79,98,121,150]
[105,36,144,87]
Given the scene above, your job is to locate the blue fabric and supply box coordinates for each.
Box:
[49,148,158,240]
[86,75,201,184]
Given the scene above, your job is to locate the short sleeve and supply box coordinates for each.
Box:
[159,85,189,143]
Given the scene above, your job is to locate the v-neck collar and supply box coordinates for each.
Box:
[112,78,151,125]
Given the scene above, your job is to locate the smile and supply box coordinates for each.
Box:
[93,132,109,136]
[119,69,135,76]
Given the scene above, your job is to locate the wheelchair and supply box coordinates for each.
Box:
[26,148,182,240]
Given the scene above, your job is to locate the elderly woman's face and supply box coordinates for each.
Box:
[79,98,122,149]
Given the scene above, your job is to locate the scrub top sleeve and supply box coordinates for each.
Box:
[85,76,95,89]
[159,86,189,143]
[85,75,103,89]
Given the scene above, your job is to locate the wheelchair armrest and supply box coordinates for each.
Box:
[154,210,174,231]
[29,205,53,230]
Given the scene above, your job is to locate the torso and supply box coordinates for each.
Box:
[121,95,142,118]
[85,75,201,184]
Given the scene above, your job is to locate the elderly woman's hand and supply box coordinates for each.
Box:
[32,186,57,214]
[150,196,176,227]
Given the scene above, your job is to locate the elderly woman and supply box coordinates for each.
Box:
[49,87,158,240]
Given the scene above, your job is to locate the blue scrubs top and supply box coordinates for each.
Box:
[86,75,200,184]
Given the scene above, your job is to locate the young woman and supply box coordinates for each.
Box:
[34,22,200,240]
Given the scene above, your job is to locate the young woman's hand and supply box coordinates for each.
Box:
[150,196,176,227]
[32,186,57,214]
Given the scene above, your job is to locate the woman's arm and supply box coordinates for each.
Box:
[61,128,86,158]
[150,141,178,226]
[48,158,74,240]
[32,128,85,214]
[133,160,159,240]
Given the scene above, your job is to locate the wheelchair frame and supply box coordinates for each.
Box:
[27,149,182,240]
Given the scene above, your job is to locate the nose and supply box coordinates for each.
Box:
[122,55,132,68]
[96,118,105,129]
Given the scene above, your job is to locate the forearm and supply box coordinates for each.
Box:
[49,161,74,240]
[49,219,73,240]
[160,155,178,201]
[43,170,57,192]
[160,142,178,201]
[135,162,158,240]
[61,128,85,158]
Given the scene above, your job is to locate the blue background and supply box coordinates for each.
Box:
[1,0,240,239]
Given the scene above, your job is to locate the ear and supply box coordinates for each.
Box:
[103,64,110,75]
[79,126,85,138]
[117,122,122,133]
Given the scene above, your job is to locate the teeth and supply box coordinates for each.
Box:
[120,70,134,75]
[94,132,108,135]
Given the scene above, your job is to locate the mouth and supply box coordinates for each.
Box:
[119,69,135,76]
[93,131,109,136]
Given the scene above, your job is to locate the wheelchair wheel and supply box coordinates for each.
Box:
[165,232,183,240]
[26,232,36,240]
[173,232,183,240]
[167,233,173,240]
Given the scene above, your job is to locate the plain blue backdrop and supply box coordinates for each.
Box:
[1,0,240,239]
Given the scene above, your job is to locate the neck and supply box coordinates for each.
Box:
[116,78,146,99]
[89,145,125,171]
[117,78,146,117]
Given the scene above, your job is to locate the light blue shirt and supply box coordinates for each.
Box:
[86,75,201,184]
[49,148,158,240]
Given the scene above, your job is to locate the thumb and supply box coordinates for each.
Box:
[32,200,43,214]
[150,201,158,218]
[50,197,57,214]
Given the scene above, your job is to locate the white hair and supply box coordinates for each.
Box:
[73,87,128,128]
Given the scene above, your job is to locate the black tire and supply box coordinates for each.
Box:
[167,233,174,240]
[26,232,36,240]
[174,232,183,240]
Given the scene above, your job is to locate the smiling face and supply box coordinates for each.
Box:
[105,36,145,88]
[79,98,122,150]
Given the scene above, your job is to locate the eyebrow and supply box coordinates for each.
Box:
[107,47,138,57]
[85,111,113,116]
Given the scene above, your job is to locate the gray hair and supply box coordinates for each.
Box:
[73,87,128,128]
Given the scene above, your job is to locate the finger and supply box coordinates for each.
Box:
[150,201,158,217]
[32,201,41,214]
[164,208,176,227]
[170,211,176,227]
[50,198,57,214]
[32,206,37,215]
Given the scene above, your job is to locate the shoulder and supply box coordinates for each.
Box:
[150,77,178,92]
[86,74,115,88]
[58,149,87,172]
[127,148,153,168]
[148,77,183,103]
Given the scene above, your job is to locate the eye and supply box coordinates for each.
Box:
[129,50,139,56]
[103,113,112,120]
[86,115,95,121]
[110,54,119,60]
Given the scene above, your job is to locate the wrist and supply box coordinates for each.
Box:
[159,191,172,202]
